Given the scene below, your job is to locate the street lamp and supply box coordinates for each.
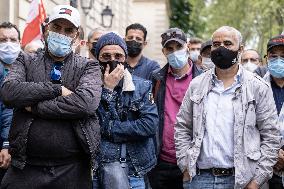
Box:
[80,0,94,15]
[101,6,114,28]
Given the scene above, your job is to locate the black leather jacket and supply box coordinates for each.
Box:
[151,61,203,155]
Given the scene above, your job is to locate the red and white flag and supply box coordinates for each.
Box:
[22,0,46,47]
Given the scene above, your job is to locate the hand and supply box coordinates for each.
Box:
[245,180,259,189]
[274,149,284,171]
[183,169,191,182]
[61,86,73,96]
[25,106,32,112]
[0,149,11,169]
[103,64,124,91]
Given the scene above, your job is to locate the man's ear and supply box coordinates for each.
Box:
[198,54,202,61]
[141,41,147,50]
[239,45,244,52]
[162,48,166,56]
[75,30,79,40]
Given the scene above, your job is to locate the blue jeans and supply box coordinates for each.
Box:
[93,176,145,189]
[183,172,235,189]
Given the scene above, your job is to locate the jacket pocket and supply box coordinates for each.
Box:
[244,100,260,155]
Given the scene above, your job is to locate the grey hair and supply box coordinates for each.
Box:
[87,27,106,42]
[212,26,243,46]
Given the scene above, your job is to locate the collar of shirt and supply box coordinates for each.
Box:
[270,75,284,89]
[126,55,145,69]
[168,60,193,80]
[211,65,242,88]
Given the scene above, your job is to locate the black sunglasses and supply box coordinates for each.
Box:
[99,53,125,62]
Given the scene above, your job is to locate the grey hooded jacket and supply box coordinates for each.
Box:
[175,66,281,188]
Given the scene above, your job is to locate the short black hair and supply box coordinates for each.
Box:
[0,22,21,40]
[125,23,147,41]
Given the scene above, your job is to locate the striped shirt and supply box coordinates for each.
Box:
[197,69,241,169]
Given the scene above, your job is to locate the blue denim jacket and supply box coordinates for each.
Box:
[97,71,159,176]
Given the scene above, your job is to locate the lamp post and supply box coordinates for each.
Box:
[101,6,114,28]
[80,0,94,15]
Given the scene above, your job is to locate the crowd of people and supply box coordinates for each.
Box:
[0,4,284,189]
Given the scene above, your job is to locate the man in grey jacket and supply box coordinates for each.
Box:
[175,26,281,189]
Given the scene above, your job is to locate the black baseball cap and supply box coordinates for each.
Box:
[200,40,212,54]
[267,35,284,51]
[161,28,187,47]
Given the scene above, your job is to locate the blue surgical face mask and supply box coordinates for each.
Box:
[189,50,200,62]
[47,31,73,57]
[268,57,284,78]
[0,42,21,64]
[167,48,189,69]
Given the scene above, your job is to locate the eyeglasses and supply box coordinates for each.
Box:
[99,53,125,62]
[51,62,63,84]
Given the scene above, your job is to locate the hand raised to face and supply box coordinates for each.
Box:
[103,63,125,91]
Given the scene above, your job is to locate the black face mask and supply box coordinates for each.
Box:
[126,40,143,57]
[90,42,97,58]
[211,46,239,69]
[99,60,125,75]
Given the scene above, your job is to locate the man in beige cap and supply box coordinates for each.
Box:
[0,5,102,189]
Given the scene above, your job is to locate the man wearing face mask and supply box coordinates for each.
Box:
[91,32,158,189]
[261,35,284,189]
[175,26,281,189]
[72,26,85,55]
[241,49,262,73]
[188,37,203,66]
[87,27,106,60]
[125,23,160,80]
[0,21,21,182]
[147,28,202,189]
[196,40,214,71]
[1,5,102,189]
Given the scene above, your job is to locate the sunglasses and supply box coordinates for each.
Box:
[99,52,125,62]
[51,62,63,84]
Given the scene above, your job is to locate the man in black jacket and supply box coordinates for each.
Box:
[148,28,203,189]
[0,5,101,189]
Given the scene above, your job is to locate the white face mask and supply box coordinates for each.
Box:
[202,57,215,69]
[243,61,258,72]
[0,42,21,64]
[189,50,200,62]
